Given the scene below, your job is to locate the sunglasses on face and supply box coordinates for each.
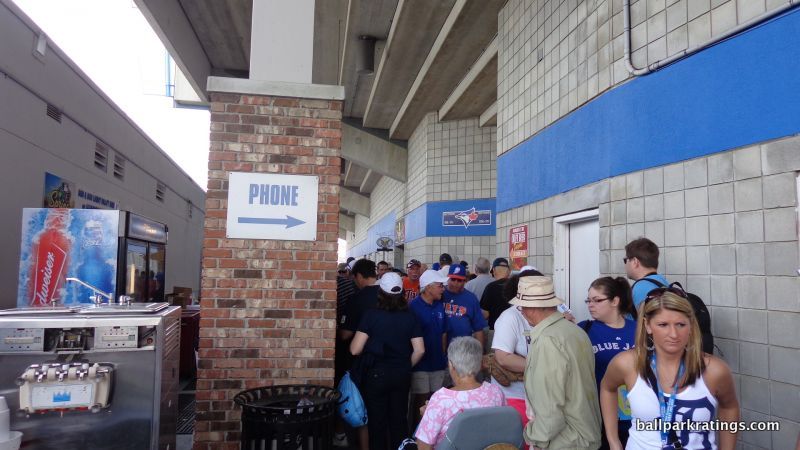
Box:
[623,257,632,264]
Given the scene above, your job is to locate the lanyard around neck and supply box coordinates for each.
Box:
[650,353,685,448]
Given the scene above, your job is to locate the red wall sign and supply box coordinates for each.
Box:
[509,225,528,270]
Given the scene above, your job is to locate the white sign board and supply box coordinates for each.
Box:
[226,172,318,240]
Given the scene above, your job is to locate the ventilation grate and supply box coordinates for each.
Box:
[94,142,108,171]
[46,104,62,123]
[113,155,125,180]
[156,182,166,202]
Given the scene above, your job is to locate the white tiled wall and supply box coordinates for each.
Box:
[428,115,497,201]
[350,114,498,263]
[406,113,433,214]
[404,236,497,270]
[497,0,787,155]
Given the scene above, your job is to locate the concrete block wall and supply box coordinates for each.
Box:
[595,135,800,449]
[403,236,497,271]
[497,0,789,155]
[198,92,341,448]
[428,115,497,201]
[496,179,610,275]
[496,134,800,447]
[406,113,434,213]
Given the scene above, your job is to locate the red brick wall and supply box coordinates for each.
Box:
[194,92,341,449]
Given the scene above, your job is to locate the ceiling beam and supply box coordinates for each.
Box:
[340,188,371,217]
[389,0,503,139]
[438,35,497,120]
[479,101,497,127]
[133,0,211,102]
[339,213,355,231]
[342,120,407,182]
[361,0,457,128]
[359,169,382,193]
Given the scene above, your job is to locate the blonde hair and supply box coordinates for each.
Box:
[634,291,705,388]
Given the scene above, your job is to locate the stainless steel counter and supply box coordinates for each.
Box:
[0,304,181,450]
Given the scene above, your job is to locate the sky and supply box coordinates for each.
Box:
[14,0,349,259]
[14,0,210,190]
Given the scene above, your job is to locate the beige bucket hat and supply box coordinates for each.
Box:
[509,276,563,308]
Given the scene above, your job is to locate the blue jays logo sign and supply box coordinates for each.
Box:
[442,207,492,228]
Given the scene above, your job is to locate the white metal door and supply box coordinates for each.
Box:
[568,219,600,323]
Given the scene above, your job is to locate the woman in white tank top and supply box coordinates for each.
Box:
[598,289,740,450]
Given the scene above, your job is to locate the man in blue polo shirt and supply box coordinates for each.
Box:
[408,269,449,426]
[443,263,487,348]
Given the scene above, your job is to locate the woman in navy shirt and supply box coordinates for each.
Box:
[578,276,637,450]
[351,272,425,450]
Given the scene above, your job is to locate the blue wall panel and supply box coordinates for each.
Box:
[497,8,800,212]
[425,198,496,237]
[348,212,396,257]
[403,204,427,243]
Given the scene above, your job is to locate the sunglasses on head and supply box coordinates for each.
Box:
[644,286,688,303]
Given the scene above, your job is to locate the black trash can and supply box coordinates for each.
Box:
[234,384,340,450]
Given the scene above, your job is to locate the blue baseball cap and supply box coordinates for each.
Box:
[448,263,467,280]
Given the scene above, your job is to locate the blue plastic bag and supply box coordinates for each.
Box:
[337,371,368,427]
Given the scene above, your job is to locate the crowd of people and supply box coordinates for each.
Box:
[335,238,741,450]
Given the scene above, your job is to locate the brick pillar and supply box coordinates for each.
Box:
[195,91,341,449]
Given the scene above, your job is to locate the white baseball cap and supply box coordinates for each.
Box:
[378,272,403,294]
[520,265,539,272]
[419,269,449,290]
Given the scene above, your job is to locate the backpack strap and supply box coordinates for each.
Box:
[632,275,666,292]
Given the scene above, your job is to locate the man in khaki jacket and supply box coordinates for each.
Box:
[510,276,601,450]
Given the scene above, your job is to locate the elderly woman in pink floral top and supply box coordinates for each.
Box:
[415,337,506,449]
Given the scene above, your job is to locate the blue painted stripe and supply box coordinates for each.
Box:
[497,7,800,212]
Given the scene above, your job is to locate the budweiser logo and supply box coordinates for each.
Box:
[36,251,56,304]
[33,242,67,306]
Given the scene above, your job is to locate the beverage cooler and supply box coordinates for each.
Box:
[17,208,168,308]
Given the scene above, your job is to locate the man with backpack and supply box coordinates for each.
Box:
[625,237,715,354]
[623,238,669,309]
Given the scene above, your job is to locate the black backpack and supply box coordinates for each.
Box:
[633,277,714,354]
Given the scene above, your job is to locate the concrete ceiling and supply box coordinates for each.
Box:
[360,0,457,128]
[178,0,252,75]
[138,0,502,218]
[388,0,504,139]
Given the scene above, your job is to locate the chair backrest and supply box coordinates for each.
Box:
[435,406,524,450]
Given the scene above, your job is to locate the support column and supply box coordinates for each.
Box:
[195,78,343,448]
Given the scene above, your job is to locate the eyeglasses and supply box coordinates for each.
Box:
[584,297,610,305]
[644,286,688,303]
[337,270,347,274]
[622,257,632,264]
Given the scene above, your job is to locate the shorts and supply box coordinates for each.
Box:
[410,370,446,395]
